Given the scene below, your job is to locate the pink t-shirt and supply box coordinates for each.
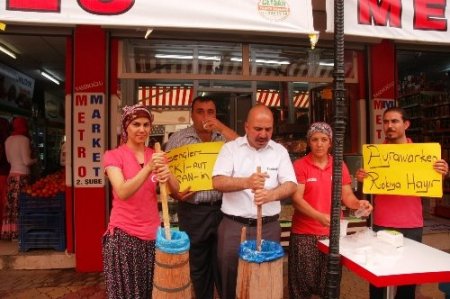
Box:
[291,154,351,236]
[103,144,160,240]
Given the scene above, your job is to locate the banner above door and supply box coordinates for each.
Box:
[2,0,316,35]
[326,0,450,44]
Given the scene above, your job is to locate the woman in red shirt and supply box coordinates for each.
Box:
[288,122,372,299]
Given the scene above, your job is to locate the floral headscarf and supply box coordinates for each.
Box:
[306,122,332,140]
[121,104,154,143]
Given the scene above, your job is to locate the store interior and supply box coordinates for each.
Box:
[0,33,66,177]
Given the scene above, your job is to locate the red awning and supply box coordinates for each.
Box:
[139,86,193,107]
[257,90,309,108]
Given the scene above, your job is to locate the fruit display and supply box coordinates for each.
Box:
[24,169,65,198]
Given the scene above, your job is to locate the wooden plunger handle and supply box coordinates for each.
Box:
[154,142,171,240]
[256,166,262,251]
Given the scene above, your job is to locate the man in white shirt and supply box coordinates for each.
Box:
[212,104,297,299]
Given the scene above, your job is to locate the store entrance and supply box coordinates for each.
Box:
[199,92,253,136]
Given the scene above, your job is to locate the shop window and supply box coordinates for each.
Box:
[197,80,251,90]
[397,50,450,96]
[122,40,242,75]
[249,44,357,81]
[396,49,450,217]
[197,43,242,75]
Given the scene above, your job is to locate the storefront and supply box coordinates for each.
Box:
[1,1,449,272]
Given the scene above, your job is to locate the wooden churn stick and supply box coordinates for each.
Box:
[240,226,247,243]
[256,166,262,251]
[154,142,171,240]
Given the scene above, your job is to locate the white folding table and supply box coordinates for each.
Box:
[318,235,450,299]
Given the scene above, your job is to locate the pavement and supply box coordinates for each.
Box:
[0,268,105,299]
[0,257,447,299]
[0,212,449,298]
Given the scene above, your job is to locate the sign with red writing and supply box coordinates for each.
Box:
[73,92,105,187]
[1,0,316,35]
[326,0,450,44]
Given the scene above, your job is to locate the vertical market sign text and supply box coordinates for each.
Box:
[74,93,105,187]
[370,98,395,143]
[362,143,442,197]
[167,142,224,192]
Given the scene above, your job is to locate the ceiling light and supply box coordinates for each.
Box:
[319,62,334,67]
[255,59,290,65]
[231,57,290,65]
[41,71,60,85]
[144,28,153,39]
[154,54,221,61]
[0,44,17,59]
[308,32,320,49]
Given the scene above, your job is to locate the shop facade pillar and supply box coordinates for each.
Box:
[368,39,396,143]
[69,25,108,272]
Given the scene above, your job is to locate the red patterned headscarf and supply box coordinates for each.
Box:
[121,104,154,143]
[306,122,333,140]
[11,117,29,136]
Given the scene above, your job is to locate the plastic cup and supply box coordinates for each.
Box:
[340,219,349,237]
[354,207,366,218]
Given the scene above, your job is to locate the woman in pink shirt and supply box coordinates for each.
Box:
[1,117,37,240]
[288,122,372,299]
[102,104,179,299]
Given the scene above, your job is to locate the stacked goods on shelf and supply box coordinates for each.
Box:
[19,169,66,252]
[398,91,450,218]
[24,169,65,198]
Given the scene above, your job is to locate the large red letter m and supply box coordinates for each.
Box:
[358,0,402,27]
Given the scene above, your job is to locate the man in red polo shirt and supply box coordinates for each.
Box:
[356,107,449,299]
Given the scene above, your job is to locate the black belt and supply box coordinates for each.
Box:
[185,201,222,206]
[223,213,279,226]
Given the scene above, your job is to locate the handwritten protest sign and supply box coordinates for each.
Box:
[167,142,224,192]
[362,143,442,197]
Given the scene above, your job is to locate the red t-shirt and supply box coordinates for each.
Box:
[291,154,352,236]
[373,138,423,228]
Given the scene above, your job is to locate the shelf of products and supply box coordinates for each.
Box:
[398,91,450,218]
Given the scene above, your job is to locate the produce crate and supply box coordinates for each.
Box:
[19,193,66,252]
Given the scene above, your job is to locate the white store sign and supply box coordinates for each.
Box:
[326,0,450,44]
[1,0,316,35]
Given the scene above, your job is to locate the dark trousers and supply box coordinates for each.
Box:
[369,225,423,299]
[177,201,222,299]
[217,215,281,299]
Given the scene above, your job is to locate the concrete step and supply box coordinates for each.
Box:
[0,240,75,270]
